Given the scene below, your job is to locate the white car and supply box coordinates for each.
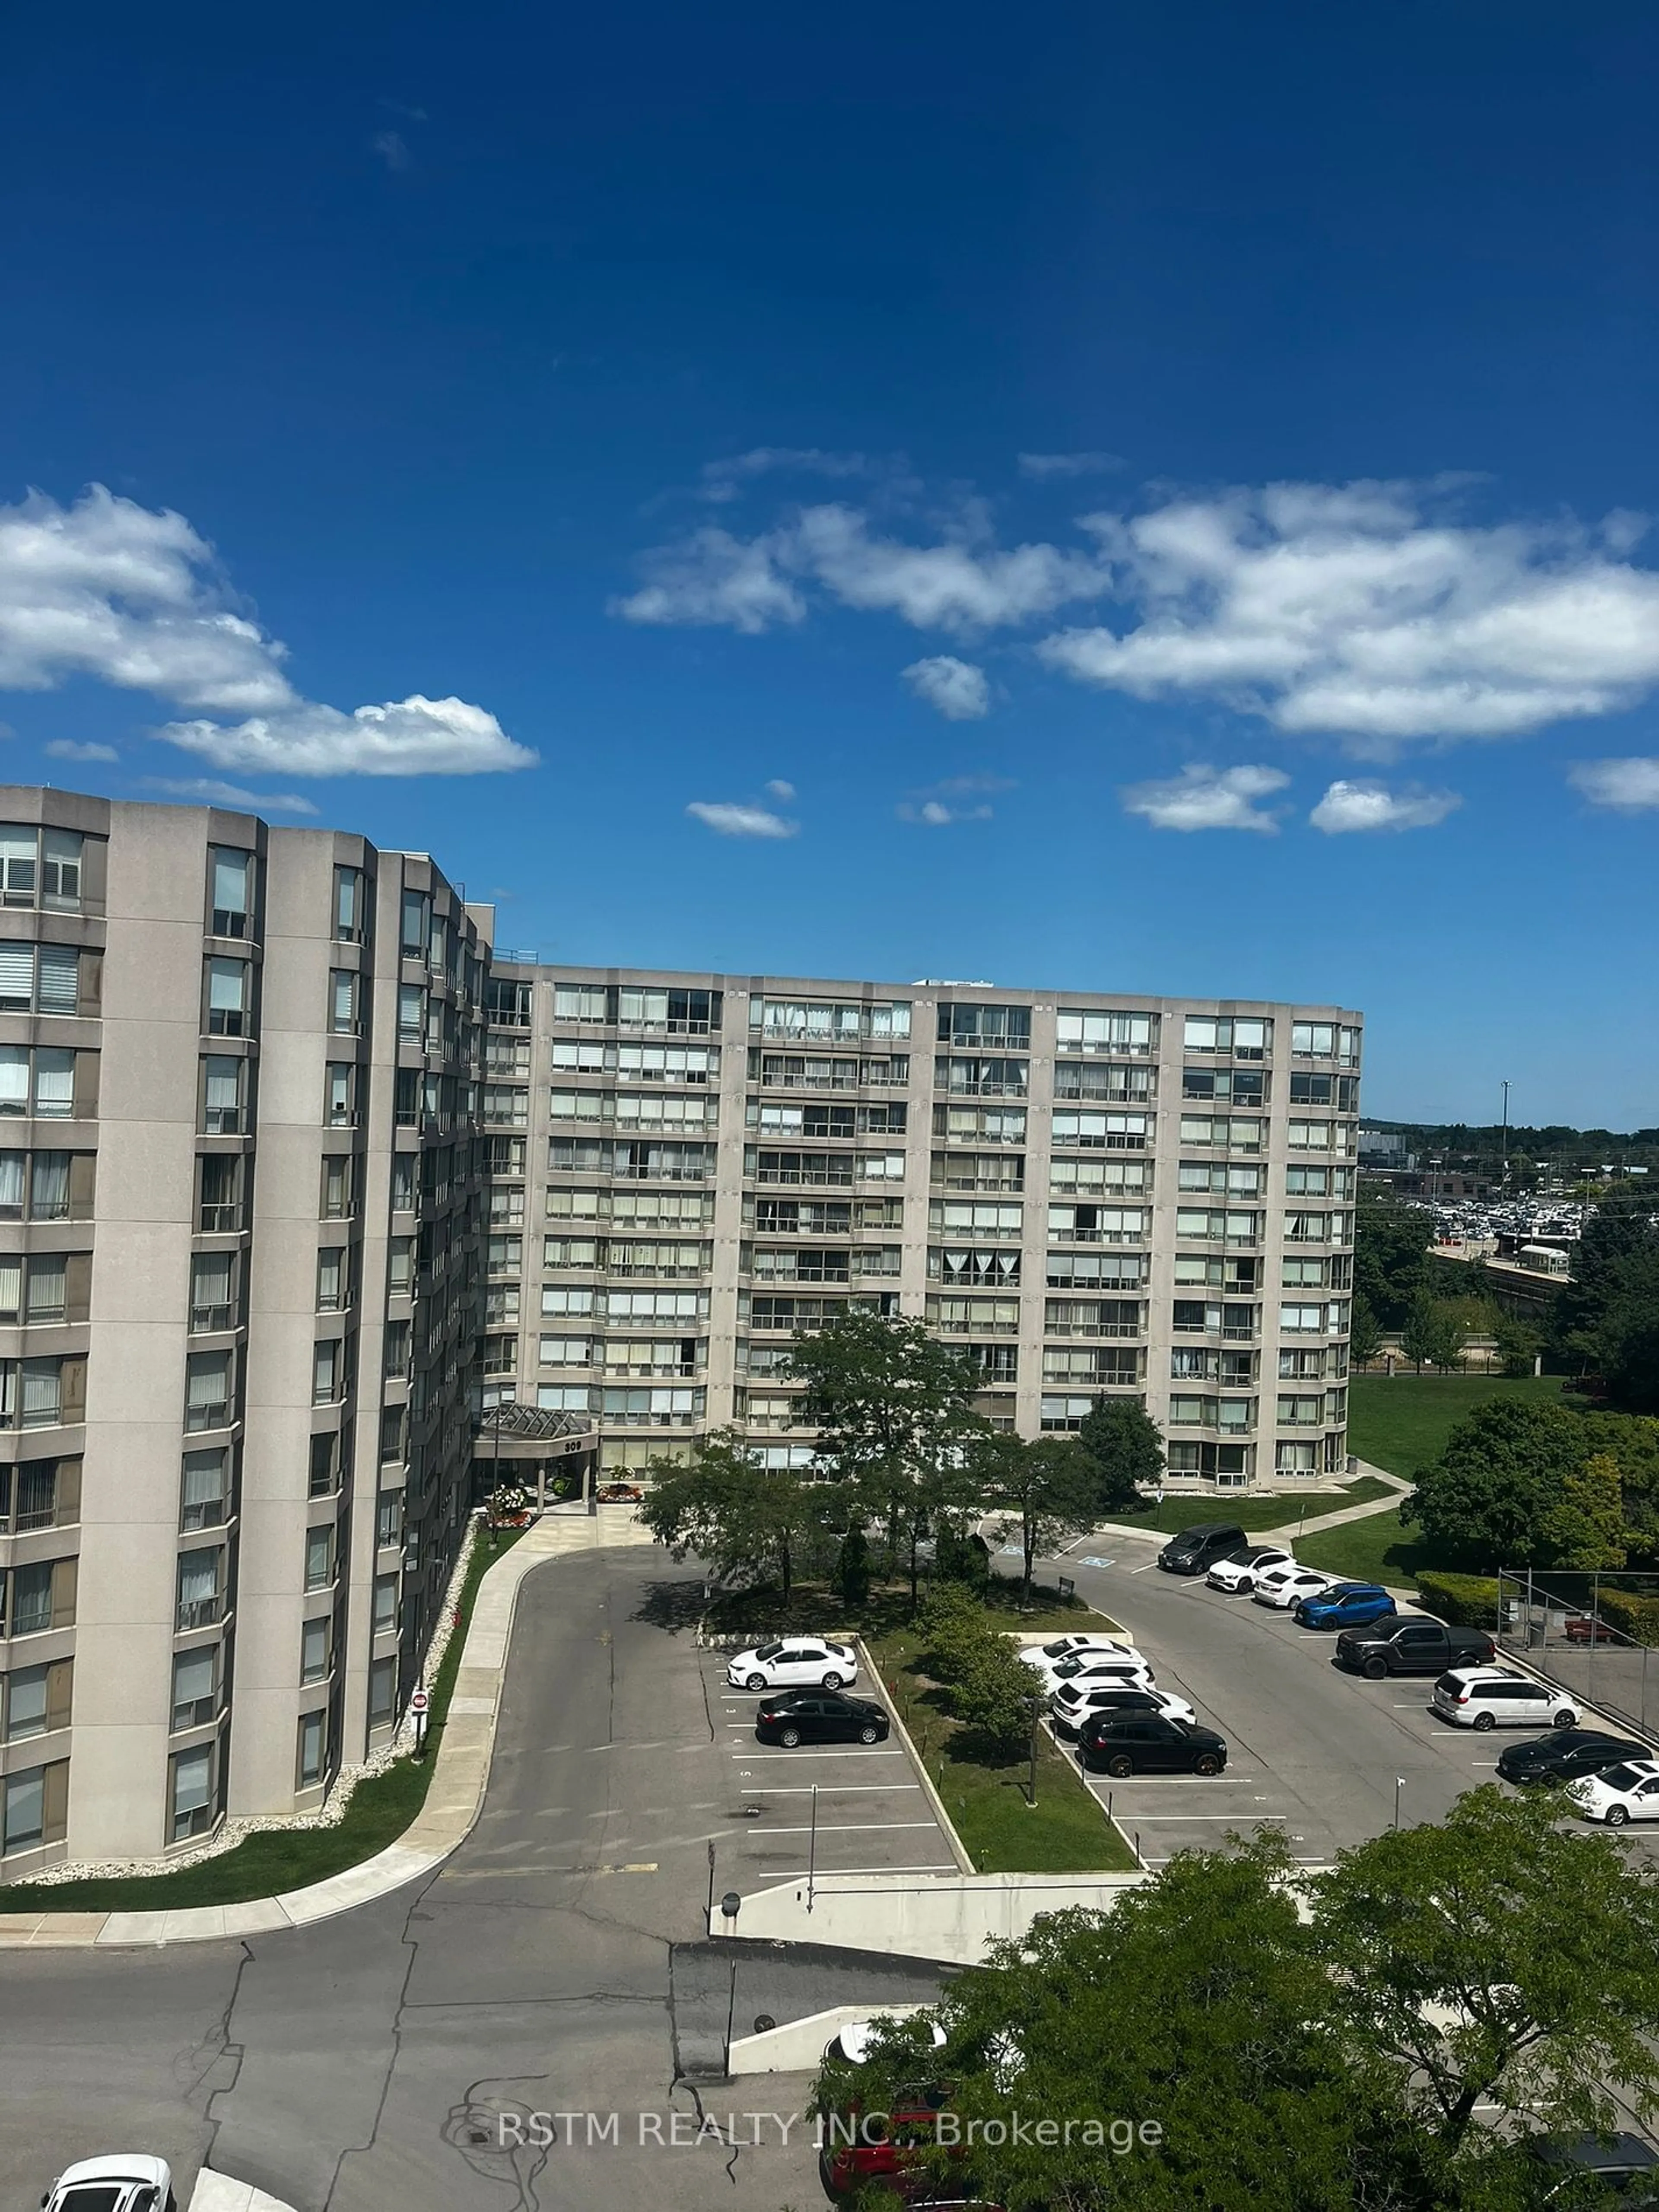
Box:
[1431,1667,1579,1731]
[1019,1634,1128,1675]
[726,1637,857,1691]
[1051,1682,1197,1733]
[1046,1653,1155,1696]
[1028,1644,1149,1691]
[1207,1545,1294,1594]
[824,2016,948,2065]
[1252,1565,1339,1611]
[43,2157,175,2212]
[1567,1758,1659,1827]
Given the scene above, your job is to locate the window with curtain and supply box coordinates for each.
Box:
[171,1646,218,1730]
[175,1547,222,1625]
[189,1252,234,1331]
[41,828,82,912]
[316,1249,345,1311]
[201,1056,243,1133]
[170,1744,214,1838]
[0,1152,23,1217]
[206,959,249,1035]
[312,1340,340,1404]
[324,1064,353,1126]
[0,947,32,1014]
[329,970,356,1033]
[0,1259,20,1322]
[25,1255,65,1323]
[0,1048,25,1116]
[297,1709,327,1786]
[0,826,37,904]
[37,945,79,1016]
[180,1449,229,1531]
[184,1351,231,1430]
[3,1765,47,1851]
[304,1526,334,1590]
[300,1616,330,1684]
[31,1049,73,1118]
[334,866,363,942]
[3,1663,50,1740]
[29,1153,71,1220]
[19,1358,62,1427]
[210,848,252,936]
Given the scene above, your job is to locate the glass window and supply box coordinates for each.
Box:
[3,1765,46,1852]
[189,1251,234,1331]
[206,958,249,1035]
[0,826,37,904]
[300,1617,331,1684]
[185,1350,232,1430]
[37,945,80,1016]
[334,866,364,941]
[372,1572,400,1631]
[316,1249,345,1311]
[201,1055,244,1133]
[171,1744,214,1838]
[210,848,252,936]
[298,1709,328,1786]
[0,1047,26,1116]
[324,1064,354,1126]
[180,1449,229,1531]
[369,1657,397,1726]
[329,970,357,1033]
[305,1526,334,1590]
[41,828,83,912]
[175,1548,222,1629]
[400,889,429,955]
[172,1646,218,1730]
[312,1340,341,1404]
[5,1663,51,1740]
[30,1050,74,1119]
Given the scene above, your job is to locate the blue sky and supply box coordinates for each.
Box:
[2,1,1656,1124]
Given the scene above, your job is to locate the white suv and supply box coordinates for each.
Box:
[1432,1667,1579,1731]
[1252,1565,1338,1612]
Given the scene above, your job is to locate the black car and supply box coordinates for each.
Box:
[755,1690,890,1748]
[1157,1522,1247,1576]
[1526,2131,1659,2205]
[1497,1729,1653,1788]
[1077,1713,1227,1777]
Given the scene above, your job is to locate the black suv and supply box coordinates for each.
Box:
[1077,1713,1227,1777]
[1497,1730,1652,1788]
[1157,1522,1247,1575]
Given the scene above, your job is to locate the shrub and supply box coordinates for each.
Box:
[1415,1568,1502,1628]
[1595,1590,1659,1647]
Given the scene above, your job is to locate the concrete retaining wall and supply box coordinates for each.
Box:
[726,2000,931,2075]
[712,1869,1150,1966]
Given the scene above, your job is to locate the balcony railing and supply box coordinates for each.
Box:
[176,1594,225,1631]
[1045,1227,1144,1246]
[197,1204,245,1234]
[1042,1321,1143,1339]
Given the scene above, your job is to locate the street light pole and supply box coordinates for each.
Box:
[1393,1776,1405,1831]
[1501,1080,1510,1189]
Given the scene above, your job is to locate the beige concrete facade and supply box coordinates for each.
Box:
[481,965,1362,1491]
[0,789,489,1879]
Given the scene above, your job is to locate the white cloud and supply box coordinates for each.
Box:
[902,655,991,720]
[44,739,118,763]
[686,800,798,839]
[0,486,533,777]
[1309,779,1462,833]
[615,503,1109,638]
[896,772,1011,825]
[699,450,871,502]
[371,129,411,171]
[1567,756,1659,811]
[144,777,318,814]
[1120,762,1290,834]
[611,526,807,633]
[898,797,994,826]
[765,778,796,801]
[1039,482,1659,751]
[1017,451,1124,479]
[160,696,535,777]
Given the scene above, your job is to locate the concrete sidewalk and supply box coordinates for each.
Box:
[0,1507,656,1954]
[1082,1462,1410,1552]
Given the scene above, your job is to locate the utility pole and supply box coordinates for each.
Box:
[1501,1080,1510,1190]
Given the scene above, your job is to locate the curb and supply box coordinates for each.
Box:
[0,1510,655,1951]
[856,1637,976,1876]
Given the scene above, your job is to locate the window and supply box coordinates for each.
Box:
[329,969,359,1034]
[391,1155,416,1213]
[379,1405,407,1464]
[209,848,253,938]
[375,1491,403,1550]
[369,1656,398,1728]
[1178,1114,1263,1151]
[334,866,366,944]
[171,1646,219,1731]
[316,1248,346,1312]
[308,1431,340,1499]
[304,1526,335,1592]
[298,1709,329,1788]
[0,1354,82,1429]
[0,1458,79,1533]
[1277,1440,1320,1474]
[936,1002,1030,1049]
[189,1251,235,1332]
[170,1745,216,1840]
[206,958,250,1036]
[400,888,430,956]
[383,1320,411,1377]
[0,942,86,1017]
[1182,1066,1264,1106]
[320,1154,355,1220]
[1055,1009,1157,1055]
[180,1448,229,1531]
[1183,1016,1271,1058]
[0,1044,86,1121]
[1166,1441,1252,1481]
[372,1572,400,1633]
[539,1335,594,1366]
[201,1055,245,1134]
[312,1339,343,1405]
[184,1350,232,1432]
[198,1152,244,1233]
[0,824,84,912]
[1050,1112,1149,1151]
[3,1760,67,1853]
[486,977,534,1027]
[3,1660,59,1741]
[324,1063,356,1128]
[175,1548,223,1630]
[300,1616,331,1684]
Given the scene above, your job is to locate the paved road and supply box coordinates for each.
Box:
[0,1546,946,2212]
[1050,1531,1659,1866]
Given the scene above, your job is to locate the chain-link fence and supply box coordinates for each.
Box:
[1496,1570,1659,1741]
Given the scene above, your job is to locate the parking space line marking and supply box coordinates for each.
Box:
[1078,1775,1257,1786]
[732,1748,907,1760]
[762,1820,944,1835]
[1128,1813,1288,1822]
[756,1784,923,1795]
[772,1864,961,1878]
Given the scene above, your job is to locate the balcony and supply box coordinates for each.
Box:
[753,1164,853,1187]
[1042,1321,1143,1339]
[1046,1226,1144,1246]
[176,1594,225,1631]
[197,1204,245,1235]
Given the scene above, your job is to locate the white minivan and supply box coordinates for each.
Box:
[1431,1667,1579,1732]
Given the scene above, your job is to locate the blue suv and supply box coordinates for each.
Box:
[1294,1581,1397,1630]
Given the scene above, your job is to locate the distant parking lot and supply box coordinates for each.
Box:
[1048,1535,1659,1867]
[699,1649,961,1891]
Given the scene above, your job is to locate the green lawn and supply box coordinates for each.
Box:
[0,1524,526,1915]
[868,1622,1138,1873]
[1109,1475,1395,1536]
[1347,1373,1566,1481]
[1294,1509,1433,1589]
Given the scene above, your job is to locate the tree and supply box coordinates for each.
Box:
[1401,1398,1624,1569]
[1076,1394,1164,1514]
[819,1834,1445,2212]
[786,1310,988,1606]
[1535,1452,1627,1571]
[952,1632,1045,1760]
[832,1521,871,1608]
[1401,1292,1466,1375]
[1316,1786,1659,2155]
[974,1433,1102,1605]
[1492,1311,1541,1378]
[1355,1189,1434,1330]
[635,1430,825,1603]
[1349,1291,1382,1370]
[1554,1195,1659,1409]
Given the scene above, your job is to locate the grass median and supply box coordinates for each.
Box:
[867,1612,1138,1876]
[1108,1475,1395,1536]
[0,1523,526,1916]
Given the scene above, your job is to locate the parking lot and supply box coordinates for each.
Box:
[1045,1535,1659,1868]
[698,1648,962,1890]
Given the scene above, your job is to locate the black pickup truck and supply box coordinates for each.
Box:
[1335,1616,1496,1679]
